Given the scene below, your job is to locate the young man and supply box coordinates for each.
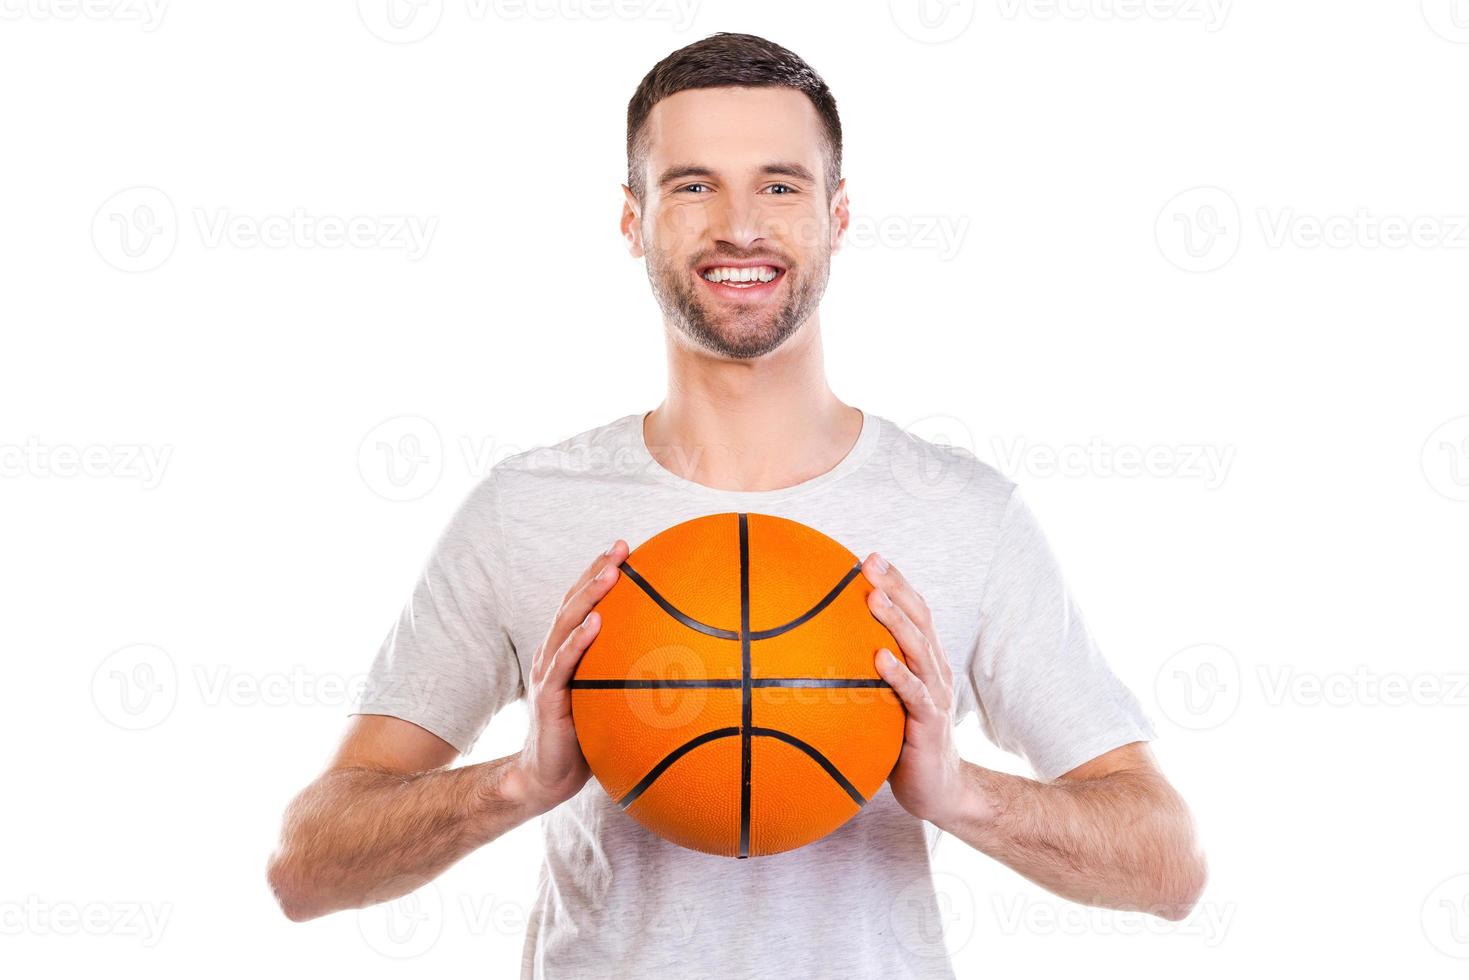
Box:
[267,32,1205,979]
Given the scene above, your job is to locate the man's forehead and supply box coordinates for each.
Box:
[642,86,825,177]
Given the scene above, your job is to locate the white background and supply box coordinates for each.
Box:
[3,0,1468,976]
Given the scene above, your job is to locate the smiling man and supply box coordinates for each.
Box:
[267,32,1205,979]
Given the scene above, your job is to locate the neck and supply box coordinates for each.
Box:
[645,313,861,493]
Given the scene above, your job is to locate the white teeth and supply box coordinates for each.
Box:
[701,265,779,284]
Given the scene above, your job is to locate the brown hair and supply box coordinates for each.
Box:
[626,32,843,204]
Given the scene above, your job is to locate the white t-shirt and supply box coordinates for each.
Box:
[354,408,1157,979]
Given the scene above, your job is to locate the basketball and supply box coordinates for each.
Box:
[571,512,906,858]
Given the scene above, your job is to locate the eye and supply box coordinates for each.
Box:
[678,183,711,194]
[765,183,796,194]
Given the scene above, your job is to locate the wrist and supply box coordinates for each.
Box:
[500,753,571,819]
[486,754,552,821]
[932,759,999,836]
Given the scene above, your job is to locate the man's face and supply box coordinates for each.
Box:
[623,86,847,360]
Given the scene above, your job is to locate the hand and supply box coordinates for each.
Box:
[505,539,628,817]
[863,552,970,830]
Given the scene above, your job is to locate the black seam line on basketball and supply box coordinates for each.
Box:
[738,513,752,860]
[617,561,741,640]
[746,561,865,641]
[615,726,741,810]
[617,559,863,644]
[569,678,892,689]
[748,727,867,808]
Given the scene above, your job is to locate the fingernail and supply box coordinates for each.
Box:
[878,589,892,606]
[597,565,612,580]
[871,553,889,573]
[603,541,617,556]
[880,649,897,666]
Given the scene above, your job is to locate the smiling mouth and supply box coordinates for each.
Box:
[695,263,787,299]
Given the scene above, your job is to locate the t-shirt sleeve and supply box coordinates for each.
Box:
[966,486,1157,781]
[351,471,523,755]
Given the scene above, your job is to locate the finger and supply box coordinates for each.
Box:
[543,541,627,659]
[545,610,602,691]
[867,586,943,686]
[863,553,936,632]
[874,647,941,721]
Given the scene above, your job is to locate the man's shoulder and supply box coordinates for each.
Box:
[476,411,645,500]
[867,411,1015,511]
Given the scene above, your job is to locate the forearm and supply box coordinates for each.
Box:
[937,759,1206,920]
[267,751,536,921]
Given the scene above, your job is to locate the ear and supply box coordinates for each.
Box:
[620,184,645,258]
[829,177,850,254]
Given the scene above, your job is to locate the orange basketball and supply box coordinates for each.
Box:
[571,512,907,858]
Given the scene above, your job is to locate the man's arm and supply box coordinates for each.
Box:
[938,741,1206,920]
[266,714,536,922]
[266,540,629,922]
[863,551,1207,922]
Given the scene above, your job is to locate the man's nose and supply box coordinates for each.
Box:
[706,193,766,250]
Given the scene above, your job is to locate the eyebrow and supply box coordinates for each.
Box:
[656,161,818,188]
